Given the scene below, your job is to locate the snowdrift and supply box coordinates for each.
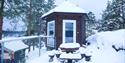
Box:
[86,29,125,63]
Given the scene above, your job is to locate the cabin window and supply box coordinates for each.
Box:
[48,22,54,35]
[47,21,55,47]
[65,23,73,37]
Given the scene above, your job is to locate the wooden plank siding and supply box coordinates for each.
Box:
[55,15,62,49]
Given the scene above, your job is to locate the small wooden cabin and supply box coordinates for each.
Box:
[42,1,88,49]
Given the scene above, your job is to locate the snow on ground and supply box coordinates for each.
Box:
[25,46,61,63]
[87,29,125,49]
[26,29,125,63]
[25,46,46,63]
[86,29,125,63]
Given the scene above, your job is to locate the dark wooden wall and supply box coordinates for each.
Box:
[43,12,87,49]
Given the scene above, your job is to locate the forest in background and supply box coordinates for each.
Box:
[0,0,125,50]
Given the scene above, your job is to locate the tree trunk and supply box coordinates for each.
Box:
[0,0,5,60]
[27,0,32,52]
[0,16,3,40]
[0,0,4,40]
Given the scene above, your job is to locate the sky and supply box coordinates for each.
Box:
[55,0,112,19]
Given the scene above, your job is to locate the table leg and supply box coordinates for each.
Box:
[67,59,72,63]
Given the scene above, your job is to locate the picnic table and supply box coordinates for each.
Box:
[59,43,80,53]
[48,43,91,63]
[59,53,81,63]
[59,43,81,63]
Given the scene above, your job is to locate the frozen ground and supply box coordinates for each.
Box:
[86,29,125,63]
[25,46,61,63]
[26,29,125,63]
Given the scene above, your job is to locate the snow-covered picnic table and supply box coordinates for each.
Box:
[59,43,82,63]
[59,43,80,52]
[60,53,81,63]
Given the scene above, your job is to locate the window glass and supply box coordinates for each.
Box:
[48,22,54,36]
[47,21,55,47]
[65,23,73,43]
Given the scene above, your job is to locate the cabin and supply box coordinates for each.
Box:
[42,1,88,49]
[3,39,28,63]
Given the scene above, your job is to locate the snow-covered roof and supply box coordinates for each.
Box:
[42,1,85,18]
[4,38,28,52]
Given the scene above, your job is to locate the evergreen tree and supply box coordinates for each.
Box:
[4,0,55,36]
[4,0,55,35]
[1,0,55,51]
[86,12,97,37]
[24,0,55,51]
[99,0,125,31]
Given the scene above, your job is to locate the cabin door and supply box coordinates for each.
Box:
[63,20,76,43]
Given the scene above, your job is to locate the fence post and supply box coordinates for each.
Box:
[39,36,41,56]
[1,42,4,63]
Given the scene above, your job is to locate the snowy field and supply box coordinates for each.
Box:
[26,29,125,63]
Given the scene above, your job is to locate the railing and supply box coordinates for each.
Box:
[0,35,53,63]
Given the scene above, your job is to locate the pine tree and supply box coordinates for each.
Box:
[4,0,55,35]
[100,0,125,31]
[24,0,55,51]
[1,0,55,51]
[86,12,97,37]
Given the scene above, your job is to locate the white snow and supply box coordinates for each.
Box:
[47,50,56,56]
[26,47,61,63]
[3,17,26,31]
[90,48,125,63]
[78,47,87,54]
[25,46,46,62]
[86,29,125,63]
[25,29,125,63]
[60,53,81,59]
[42,1,85,18]
[4,39,28,52]
[60,43,80,48]
[86,29,125,49]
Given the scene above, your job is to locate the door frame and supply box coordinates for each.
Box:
[62,20,76,43]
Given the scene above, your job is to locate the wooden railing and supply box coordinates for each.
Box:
[0,35,53,63]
